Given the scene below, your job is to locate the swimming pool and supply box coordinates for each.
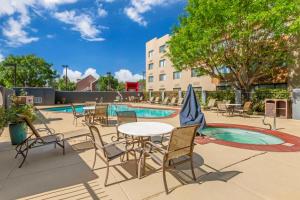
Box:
[201,127,284,145]
[44,104,176,118]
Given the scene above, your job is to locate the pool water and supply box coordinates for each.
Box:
[44,104,175,118]
[201,127,284,145]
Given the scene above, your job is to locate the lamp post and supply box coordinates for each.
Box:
[107,72,111,91]
[62,65,68,89]
[4,63,17,87]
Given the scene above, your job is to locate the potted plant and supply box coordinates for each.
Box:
[0,96,36,145]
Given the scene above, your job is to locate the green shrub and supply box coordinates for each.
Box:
[206,90,235,103]
[251,88,290,112]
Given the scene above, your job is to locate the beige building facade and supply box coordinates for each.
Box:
[146,34,217,93]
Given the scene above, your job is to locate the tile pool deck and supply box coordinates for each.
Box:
[1,103,300,199]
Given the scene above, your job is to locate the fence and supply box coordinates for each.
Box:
[55,91,143,104]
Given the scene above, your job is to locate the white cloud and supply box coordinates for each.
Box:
[83,68,100,79]
[0,0,78,47]
[0,53,5,62]
[39,0,78,8]
[53,10,105,42]
[46,34,55,38]
[2,15,39,47]
[62,67,99,82]
[114,69,143,82]
[124,0,180,26]
[97,6,108,17]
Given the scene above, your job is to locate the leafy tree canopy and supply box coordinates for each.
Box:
[54,76,76,91]
[0,54,58,88]
[168,0,300,92]
[97,75,120,91]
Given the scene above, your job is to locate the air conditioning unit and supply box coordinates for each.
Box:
[34,97,43,104]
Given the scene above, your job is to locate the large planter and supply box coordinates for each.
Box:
[9,122,27,145]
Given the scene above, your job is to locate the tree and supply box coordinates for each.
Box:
[55,76,76,91]
[0,54,58,88]
[97,76,120,91]
[168,0,300,94]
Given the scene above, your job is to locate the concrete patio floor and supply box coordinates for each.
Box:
[1,103,300,200]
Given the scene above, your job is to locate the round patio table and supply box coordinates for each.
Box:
[118,122,174,137]
[83,106,95,111]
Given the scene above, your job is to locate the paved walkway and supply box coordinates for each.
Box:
[1,103,300,200]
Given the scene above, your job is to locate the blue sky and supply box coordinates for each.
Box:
[0,0,186,82]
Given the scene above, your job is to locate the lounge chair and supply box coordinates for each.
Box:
[139,96,144,102]
[161,97,169,105]
[70,103,85,126]
[87,124,137,186]
[93,103,109,125]
[138,125,199,194]
[114,96,121,103]
[235,101,252,117]
[147,96,154,103]
[16,114,91,168]
[154,97,160,104]
[168,97,177,106]
[216,101,227,115]
[203,99,216,110]
[84,101,97,107]
[15,114,65,168]
[177,97,184,106]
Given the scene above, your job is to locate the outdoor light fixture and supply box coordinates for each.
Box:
[62,65,68,89]
[107,72,111,91]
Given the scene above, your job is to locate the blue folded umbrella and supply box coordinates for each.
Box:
[180,84,206,132]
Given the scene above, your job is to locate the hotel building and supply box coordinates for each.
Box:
[145,34,218,94]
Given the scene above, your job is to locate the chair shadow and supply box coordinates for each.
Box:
[143,153,242,194]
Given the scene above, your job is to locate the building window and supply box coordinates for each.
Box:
[159,44,166,53]
[191,68,200,77]
[173,71,181,80]
[148,50,154,59]
[148,63,153,70]
[193,87,202,92]
[148,76,154,82]
[159,74,167,81]
[159,59,166,68]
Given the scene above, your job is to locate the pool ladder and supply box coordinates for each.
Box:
[262,115,276,130]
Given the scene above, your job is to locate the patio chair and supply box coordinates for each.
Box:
[168,97,177,106]
[161,97,170,105]
[138,125,199,194]
[15,114,65,168]
[147,96,154,104]
[87,124,137,186]
[114,111,138,142]
[70,103,85,126]
[203,99,216,110]
[93,103,109,125]
[235,101,252,117]
[177,97,184,106]
[154,97,160,104]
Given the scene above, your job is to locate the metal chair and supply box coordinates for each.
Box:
[138,125,199,194]
[87,124,137,186]
[70,103,85,126]
[93,103,108,125]
[114,111,137,141]
[15,114,65,168]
